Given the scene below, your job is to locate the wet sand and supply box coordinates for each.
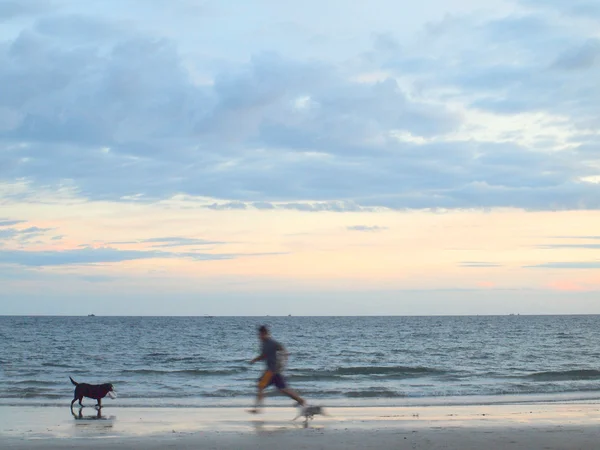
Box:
[2,402,600,448]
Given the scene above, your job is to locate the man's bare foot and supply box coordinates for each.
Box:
[247,408,262,414]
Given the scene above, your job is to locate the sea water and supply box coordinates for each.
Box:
[2,315,600,407]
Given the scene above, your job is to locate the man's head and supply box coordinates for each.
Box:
[258,325,269,341]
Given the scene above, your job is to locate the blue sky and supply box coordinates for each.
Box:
[1,0,599,315]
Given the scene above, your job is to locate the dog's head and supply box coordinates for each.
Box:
[104,383,117,399]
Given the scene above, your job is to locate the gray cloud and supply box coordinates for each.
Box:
[139,237,224,248]
[206,202,249,211]
[524,262,600,269]
[0,219,26,227]
[21,226,52,234]
[0,228,18,240]
[204,201,376,212]
[106,237,224,247]
[553,39,600,70]
[551,236,600,239]
[347,225,388,232]
[0,225,53,242]
[34,14,129,43]
[0,0,50,21]
[538,244,600,249]
[0,247,165,266]
[460,262,503,268]
[520,0,600,18]
[537,235,600,249]
[0,5,599,211]
[0,246,278,267]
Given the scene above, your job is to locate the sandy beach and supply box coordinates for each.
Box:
[2,401,600,449]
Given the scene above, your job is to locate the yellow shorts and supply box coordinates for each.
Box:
[258,370,287,390]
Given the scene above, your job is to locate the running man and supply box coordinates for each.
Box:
[249,325,307,413]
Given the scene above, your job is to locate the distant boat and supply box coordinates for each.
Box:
[88,314,96,317]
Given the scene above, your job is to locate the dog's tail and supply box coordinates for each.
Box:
[69,376,78,386]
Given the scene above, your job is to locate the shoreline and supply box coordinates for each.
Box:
[2,400,600,448]
[4,390,600,409]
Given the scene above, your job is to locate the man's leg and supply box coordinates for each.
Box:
[250,387,265,412]
[275,374,306,406]
[279,387,306,406]
[249,372,272,413]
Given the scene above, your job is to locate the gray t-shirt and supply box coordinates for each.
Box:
[262,338,283,373]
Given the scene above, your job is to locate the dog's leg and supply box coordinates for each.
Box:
[71,398,77,409]
[78,396,83,407]
[97,398,102,409]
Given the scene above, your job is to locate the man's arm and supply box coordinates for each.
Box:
[250,354,265,364]
[276,342,289,355]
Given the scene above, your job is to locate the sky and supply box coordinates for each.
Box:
[1,0,599,315]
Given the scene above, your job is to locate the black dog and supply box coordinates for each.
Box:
[69,376,115,409]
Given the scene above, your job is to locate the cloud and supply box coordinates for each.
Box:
[0,246,277,267]
[108,237,224,247]
[0,3,599,211]
[538,244,600,249]
[553,39,600,70]
[21,226,52,234]
[537,236,600,249]
[0,228,18,240]
[460,262,502,268]
[206,202,249,211]
[0,225,53,243]
[520,0,600,18]
[347,225,388,232]
[142,237,224,247]
[524,262,600,269]
[0,247,167,266]
[0,219,26,227]
[552,236,600,239]
[204,201,376,212]
[0,0,50,21]
[34,14,129,43]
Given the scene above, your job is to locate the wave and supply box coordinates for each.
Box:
[0,388,64,399]
[203,389,251,398]
[12,380,60,386]
[41,362,72,368]
[145,353,209,364]
[289,366,443,380]
[525,370,600,381]
[120,368,247,376]
[345,389,405,398]
[556,333,575,340]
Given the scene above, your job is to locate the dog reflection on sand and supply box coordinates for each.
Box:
[71,407,116,429]
[72,408,105,420]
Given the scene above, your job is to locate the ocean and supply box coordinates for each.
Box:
[2,315,600,408]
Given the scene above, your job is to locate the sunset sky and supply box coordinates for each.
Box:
[1,0,599,315]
